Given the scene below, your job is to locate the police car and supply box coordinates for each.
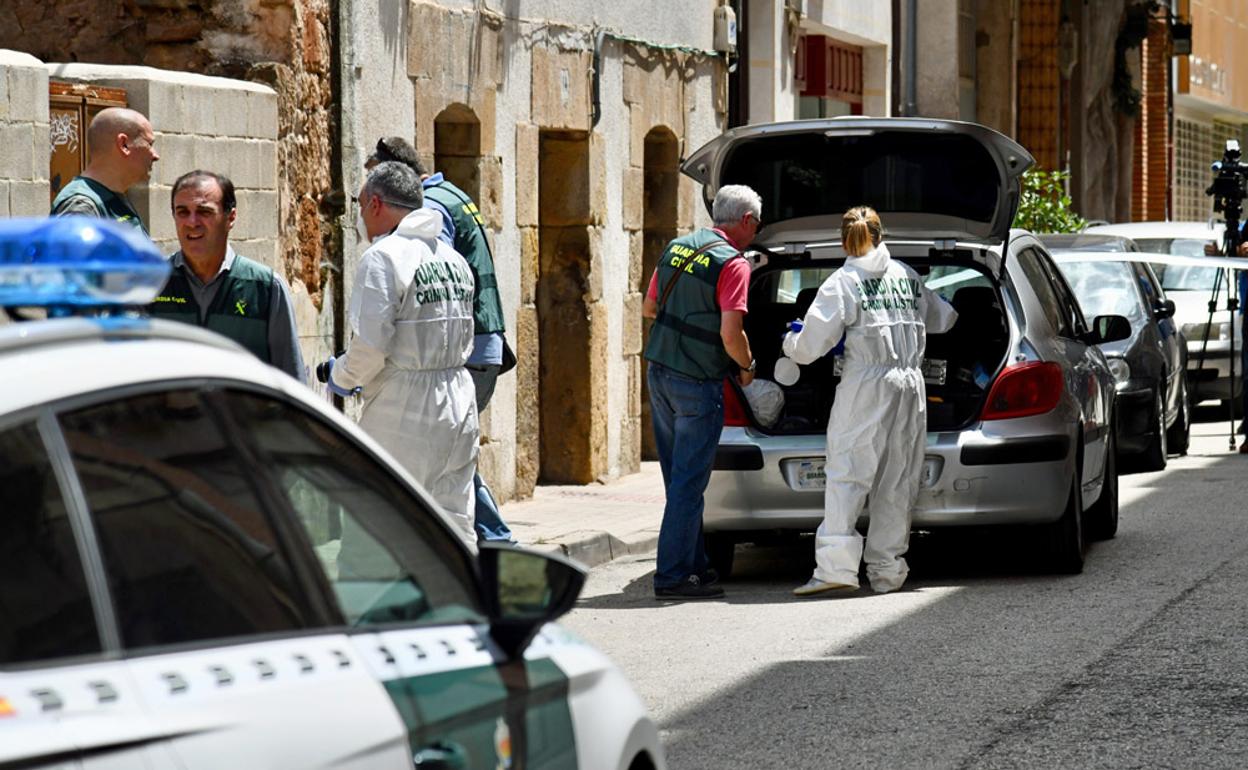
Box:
[0,217,664,770]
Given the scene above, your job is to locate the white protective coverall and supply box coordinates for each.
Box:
[334,207,479,544]
[783,243,957,592]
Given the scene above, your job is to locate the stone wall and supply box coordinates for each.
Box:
[394,1,725,499]
[19,58,333,375]
[43,65,280,259]
[0,50,51,217]
[1,0,336,347]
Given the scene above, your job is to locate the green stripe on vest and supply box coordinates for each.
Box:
[644,229,742,381]
[424,180,506,335]
[148,254,273,363]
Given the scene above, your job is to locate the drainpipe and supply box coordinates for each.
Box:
[591,29,606,128]
[904,0,918,116]
[329,0,348,406]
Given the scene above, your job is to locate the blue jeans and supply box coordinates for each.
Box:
[647,362,725,589]
[468,363,514,542]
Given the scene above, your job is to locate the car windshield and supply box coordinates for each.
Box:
[1133,238,1220,290]
[1056,260,1143,321]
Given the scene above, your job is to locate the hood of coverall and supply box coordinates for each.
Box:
[846,242,892,275]
[393,206,444,242]
[680,117,1033,248]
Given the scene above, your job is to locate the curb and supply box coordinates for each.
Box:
[530,527,661,569]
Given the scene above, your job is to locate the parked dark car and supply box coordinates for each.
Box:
[1052,252,1190,470]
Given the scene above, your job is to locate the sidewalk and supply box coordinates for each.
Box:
[498,461,666,568]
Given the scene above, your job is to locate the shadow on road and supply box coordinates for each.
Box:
[577,527,1101,610]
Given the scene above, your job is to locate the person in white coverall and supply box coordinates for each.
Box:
[322,161,479,544]
[784,207,958,596]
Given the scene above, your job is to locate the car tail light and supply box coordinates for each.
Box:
[980,361,1064,420]
[724,379,750,426]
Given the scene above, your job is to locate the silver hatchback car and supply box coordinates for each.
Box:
[682,118,1128,576]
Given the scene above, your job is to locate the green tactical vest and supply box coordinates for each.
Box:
[644,229,742,381]
[147,254,273,363]
[50,176,149,236]
[423,179,506,335]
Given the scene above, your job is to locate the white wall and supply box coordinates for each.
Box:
[748,0,892,123]
[0,49,51,216]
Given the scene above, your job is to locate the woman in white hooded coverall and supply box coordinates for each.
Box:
[325,162,479,544]
[784,207,957,595]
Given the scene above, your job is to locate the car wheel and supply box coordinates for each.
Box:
[1166,377,1191,456]
[1085,427,1119,541]
[704,532,736,580]
[1137,387,1167,472]
[1046,463,1085,574]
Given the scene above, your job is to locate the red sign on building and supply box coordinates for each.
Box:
[797,34,864,112]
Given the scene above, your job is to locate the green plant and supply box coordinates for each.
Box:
[1013,168,1088,234]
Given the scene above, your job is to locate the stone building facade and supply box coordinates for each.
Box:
[341,1,727,499]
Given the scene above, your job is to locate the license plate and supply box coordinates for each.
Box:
[794,459,826,490]
[830,357,947,385]
[791,457,941,491]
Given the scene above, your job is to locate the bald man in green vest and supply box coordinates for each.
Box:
[51,107,158,236]
[147,170,306,382]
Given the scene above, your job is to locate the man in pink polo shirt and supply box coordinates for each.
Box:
[641,184,761,600]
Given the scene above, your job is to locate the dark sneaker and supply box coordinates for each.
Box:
[654,575,725,600]
[700,568,720,587]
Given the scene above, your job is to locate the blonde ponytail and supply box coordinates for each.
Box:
[840,206,882,257]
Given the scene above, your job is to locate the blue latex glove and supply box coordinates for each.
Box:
[323,357,362,398]
[788,319,804,333]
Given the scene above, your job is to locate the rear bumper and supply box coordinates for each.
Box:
[1115,386,1156,454]
[704,422,1075,532]
[1187,347,1243,402]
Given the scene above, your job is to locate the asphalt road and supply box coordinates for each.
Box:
[562,415,1248,770]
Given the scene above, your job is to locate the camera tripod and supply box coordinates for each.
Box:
[1192,229,1243,450]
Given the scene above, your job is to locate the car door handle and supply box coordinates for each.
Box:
[413,741,468,769]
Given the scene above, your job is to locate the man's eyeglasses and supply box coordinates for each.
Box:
[353,193,419,213]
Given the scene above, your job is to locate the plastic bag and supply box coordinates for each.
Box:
[741,379,785,427]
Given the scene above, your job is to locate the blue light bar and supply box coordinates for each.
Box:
[0,216,169,307]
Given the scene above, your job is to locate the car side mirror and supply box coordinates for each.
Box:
[1085,314,1132,345]
[1154,299,1176,320]
[477,543,586,660]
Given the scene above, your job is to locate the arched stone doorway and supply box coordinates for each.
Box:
[639,126,681,460]
[433,103,482,200]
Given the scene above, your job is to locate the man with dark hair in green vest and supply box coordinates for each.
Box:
[641,184,762,601]
[51,107,159,236]
[147,170,306,382]
[368,136,515,543]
